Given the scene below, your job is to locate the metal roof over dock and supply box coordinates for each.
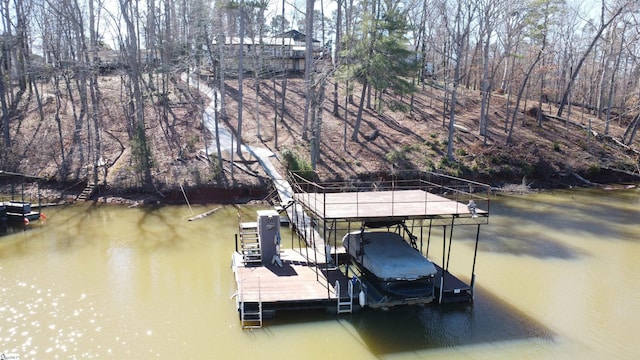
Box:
[0,170,42,181]
[293,189,487,221]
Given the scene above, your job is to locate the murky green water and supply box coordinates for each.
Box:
[1,188,639,359]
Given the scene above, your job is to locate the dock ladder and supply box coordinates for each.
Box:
[335,280,354,314]
[239,278,263,329]
[239,220,261,266]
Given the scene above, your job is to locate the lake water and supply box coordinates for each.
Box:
[1,188,639,359]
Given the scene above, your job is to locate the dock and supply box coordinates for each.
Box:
[0,171,44,227]
[231,171,491,328]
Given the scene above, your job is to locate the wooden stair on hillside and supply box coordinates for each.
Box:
[77,183,97,201]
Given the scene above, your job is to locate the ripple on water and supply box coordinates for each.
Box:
[1,279,108,359]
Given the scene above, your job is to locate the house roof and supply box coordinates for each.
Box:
[0,171,42,181]
[274,30,320,43]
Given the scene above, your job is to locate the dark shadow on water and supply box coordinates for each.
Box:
[347,287,553,355]
[493,190,640,245]
[473,226,588,260]
[263,285,553,356]
[450,191,639,260]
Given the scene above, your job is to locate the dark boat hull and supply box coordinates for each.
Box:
[353,260,435,298]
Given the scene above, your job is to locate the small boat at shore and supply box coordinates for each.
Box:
[342,230,437,298]
[1,201,42,225]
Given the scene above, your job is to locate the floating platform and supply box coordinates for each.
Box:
[232,247,475,316]
[232,248,354,316]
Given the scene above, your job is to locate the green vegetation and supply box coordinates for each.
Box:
[281,148,314,181]
[587,163,601,176]
[385,144,421,169]
[130,129,155,186]
[385,149,410,165]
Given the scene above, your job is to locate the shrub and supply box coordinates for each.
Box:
[385,149,409,164]
[422,158,435,171]
[281,148,314,181]
[587,163,601,176]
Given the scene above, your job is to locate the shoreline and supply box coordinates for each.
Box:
[20,169,639,207]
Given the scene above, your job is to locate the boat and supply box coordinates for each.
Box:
[342,230,437,298]
[3,201,42,224]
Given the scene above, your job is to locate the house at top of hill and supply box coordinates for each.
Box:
[211,30,328,76]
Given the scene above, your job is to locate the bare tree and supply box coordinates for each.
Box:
[119,0,154,189]
[440,0,474,160]
[236,0,245,157]
[477,0,505,143]
[603,21,626,135]
[556,0,632,117]
[302,0,314,141]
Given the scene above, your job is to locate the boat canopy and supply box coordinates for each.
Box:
[343,231,437,281]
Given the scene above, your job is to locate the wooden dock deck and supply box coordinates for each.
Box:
[233,249,350,309]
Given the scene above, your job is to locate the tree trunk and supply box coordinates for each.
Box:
[507,49,543,145]
[478,15,492,142]
[302,0,315,141]
[605,27,624,135]
[622,114,640,146]
[332,0,342,116]
[352,78,368,141]
[0,66,10,149]
[237,0,245,156]
[120,0,153,189]
[89,0,103,184]
[447,53,461,160]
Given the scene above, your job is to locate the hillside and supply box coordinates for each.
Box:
[223,75,640,189]
[4,74,640,204]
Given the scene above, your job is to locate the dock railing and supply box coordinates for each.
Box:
[286,170,491,220]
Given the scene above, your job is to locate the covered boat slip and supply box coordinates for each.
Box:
[290,172,489,223]
[232,172,491,327]
[293,189,488,223]
[288,172,490,306]
[0,171,43,225]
